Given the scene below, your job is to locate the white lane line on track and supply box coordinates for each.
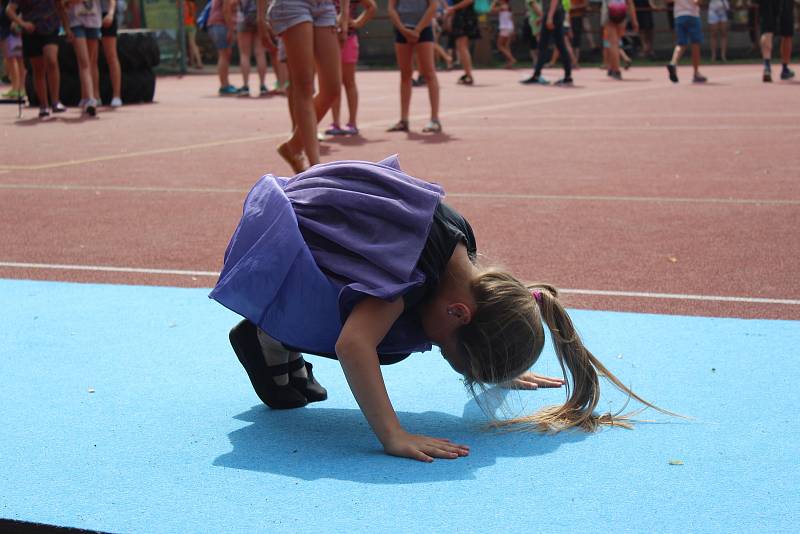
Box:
[455,125,800,132]
[2,261,799,306]
[0,73,753,172]
[2,182,796,206]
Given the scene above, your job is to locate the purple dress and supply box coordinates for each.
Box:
[209,155,444,361]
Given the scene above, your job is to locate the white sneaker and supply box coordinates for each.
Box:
[110,97,122,108]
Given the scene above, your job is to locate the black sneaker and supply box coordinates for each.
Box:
[780,68,795,80]
[763,69,772,83]
[555,77,574,86]
[38,108,50,119]
[608,70,622,80]
[666,64,679,83]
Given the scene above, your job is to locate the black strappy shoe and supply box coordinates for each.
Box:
[229,320,308,409]
[288,359,328,403]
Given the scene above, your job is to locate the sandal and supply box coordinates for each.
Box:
[229,320,308,409]
[288,359,327,403]
[277,142,307,174]
[422,119,442,133]
[386,120,409,132]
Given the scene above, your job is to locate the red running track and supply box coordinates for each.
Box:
[1,65,798,319]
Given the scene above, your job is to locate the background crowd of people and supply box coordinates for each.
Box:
[1,0,796,127]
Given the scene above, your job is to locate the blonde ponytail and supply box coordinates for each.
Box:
[492,284,681,432]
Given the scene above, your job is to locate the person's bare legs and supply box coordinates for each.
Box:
[283,24,341,166]
[394,42,413,123]
[720,21,728,61]
[415,41,439,122]
[691,43,702,75]
[341,62,358,126]
[670,44,685,65]
[29,56,48,110]
[101,35,121,101]
[188,31,203,67]
[761,32,774,62]
[238,31,253,88]
[217,46,232,88]
[87,37,98,95]
[606,23,621,74]
[270,49,289,90]
[43,44,60,107]
[710,23,719,61]
[497,35,515,66]
[72,37,95,104]
[281,22,316,162]
[253,34,268,88]
[455,36,472,78]
[780,36,792,66]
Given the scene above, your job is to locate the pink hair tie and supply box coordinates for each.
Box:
[531,290,543,304]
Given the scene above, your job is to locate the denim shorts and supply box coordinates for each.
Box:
[675,15,703,45]
[71,26,101,39]
[268,0,337,36]
[208,24,232,50]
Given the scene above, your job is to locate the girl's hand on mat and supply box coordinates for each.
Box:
[501,372,565,390]
[383,430,470,462]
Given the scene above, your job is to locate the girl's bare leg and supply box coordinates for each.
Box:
[606,23,620,73]
[456,36,472,77]
[29,57,48,108]
[238,31,253,87]
[720,22,728,61]
[282,22,318,161]
[43,44,60,105]
[394,42,414,122]
[342,61,358,126]
[415,41,439,121]
[284,24,341,165]
[73,37,93,101]
[710,23,718,61]
[102,36,121,99]
[253,33,268,87]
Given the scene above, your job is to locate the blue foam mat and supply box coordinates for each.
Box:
[1,279,798,533]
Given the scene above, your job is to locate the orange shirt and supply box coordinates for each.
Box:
[183,0,197,26]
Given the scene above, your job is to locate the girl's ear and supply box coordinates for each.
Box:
[446,303,473,325]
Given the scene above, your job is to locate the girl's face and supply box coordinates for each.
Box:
[440,340,469,376]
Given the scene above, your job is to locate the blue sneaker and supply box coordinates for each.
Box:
[219,85,237,96]
[520,75,549,85]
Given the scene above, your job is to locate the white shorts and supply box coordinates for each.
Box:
[708,7,728,25]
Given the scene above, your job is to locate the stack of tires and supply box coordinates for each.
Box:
[26,30,159,107]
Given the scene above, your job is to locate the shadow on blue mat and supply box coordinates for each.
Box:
[214,389,588,484]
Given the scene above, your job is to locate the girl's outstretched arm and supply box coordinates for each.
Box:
[336,297,470,462]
